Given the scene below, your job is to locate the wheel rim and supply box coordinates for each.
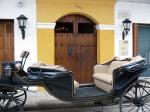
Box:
[120,80,150,112]
[11,87,27,107]
[0,85,27,107]
[0,94,23,112]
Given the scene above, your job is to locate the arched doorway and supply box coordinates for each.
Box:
[55,14,97,83]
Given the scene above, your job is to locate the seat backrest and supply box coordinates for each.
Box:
[108,61,129,74]
[20,51,30,70]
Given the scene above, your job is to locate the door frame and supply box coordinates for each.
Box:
[133,23,150,56]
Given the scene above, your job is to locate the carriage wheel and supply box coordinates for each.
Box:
[120,80,150,112]
[0,94,24,112]
[10,87,27,107]
[0,85,27,107]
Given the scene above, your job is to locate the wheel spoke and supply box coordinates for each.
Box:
[124,95,134,101]
[14,93,25,99]
[131,87,135,94]
[136,107,140,112]
[145,103,150,107]
[144,105,150,111]
[141,82,147,96]
[142,106,146,112]
[141,86,150,94]
[128,105,136,112]
[4,98,12,110]
[16,98,24,102]
[122,103,134,108]
[139,86,143,98]
[127,92,134,99]
[143,96,150,103]
[120,80,150,112]
[142,85,150,89]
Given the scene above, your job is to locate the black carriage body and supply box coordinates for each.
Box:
[0,60,149,103]
[27,67,74,101]
[112,60,147,95]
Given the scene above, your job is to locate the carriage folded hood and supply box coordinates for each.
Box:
[27,66,74,101]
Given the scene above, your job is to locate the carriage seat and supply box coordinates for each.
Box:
[93,56,145,93]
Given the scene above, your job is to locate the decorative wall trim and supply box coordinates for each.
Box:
[95,24,114,30]
[37,23,56,29]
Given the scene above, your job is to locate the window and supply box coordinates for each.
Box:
[55,22,73,33]
[78,23,94,34]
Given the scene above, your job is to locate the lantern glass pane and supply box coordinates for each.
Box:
[125,24,128,29]
[18,20,21,26]
[123,23,130,31]
[123,23,126,29]
[23,20,27,27]
[20,20,24,26]
[127,23,130,29]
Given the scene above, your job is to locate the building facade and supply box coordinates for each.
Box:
[115,1,150,62]
[0,0,37,69]
[0,0,150,82]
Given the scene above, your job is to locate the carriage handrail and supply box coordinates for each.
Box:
[120,60,145,73]
[112,60,148,95]
[121,63,142,73]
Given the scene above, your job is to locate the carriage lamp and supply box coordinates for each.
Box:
[4,64,12,78]
[122,18,131,40]
[17,15,28,39]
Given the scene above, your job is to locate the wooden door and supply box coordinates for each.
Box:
[55,15,97,83]
[0,20,14,62]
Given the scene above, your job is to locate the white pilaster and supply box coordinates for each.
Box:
[95,24,114,30]
[37,23,56,29]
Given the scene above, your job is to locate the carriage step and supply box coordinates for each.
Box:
[27,89,37,93]
[23,86,37,93]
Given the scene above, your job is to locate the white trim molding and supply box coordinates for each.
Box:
[95,24,114,30]
[37,23,56,29]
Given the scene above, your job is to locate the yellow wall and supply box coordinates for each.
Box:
[37,0,115,64]
[97,30,114,63]
[37,29,54,64]
[37,0,114,24]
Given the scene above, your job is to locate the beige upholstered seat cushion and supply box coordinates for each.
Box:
[94,79,112,93]
[30,62,66,71]
[129,55,145,64]
[93,73,112,84]
[74,80,79,88]
[74,80,79,94]
[108,61,129,74]
[94,65,109,73]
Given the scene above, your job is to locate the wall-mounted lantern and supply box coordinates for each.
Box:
[17,15,28,39]
[122,18,131,40]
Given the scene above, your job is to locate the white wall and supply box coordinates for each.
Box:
[0,0,37,70]
[115,1,150,58]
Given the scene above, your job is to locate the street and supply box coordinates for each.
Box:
[23,88,120,112]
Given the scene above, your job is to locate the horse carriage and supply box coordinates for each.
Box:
[0,51,150,112]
